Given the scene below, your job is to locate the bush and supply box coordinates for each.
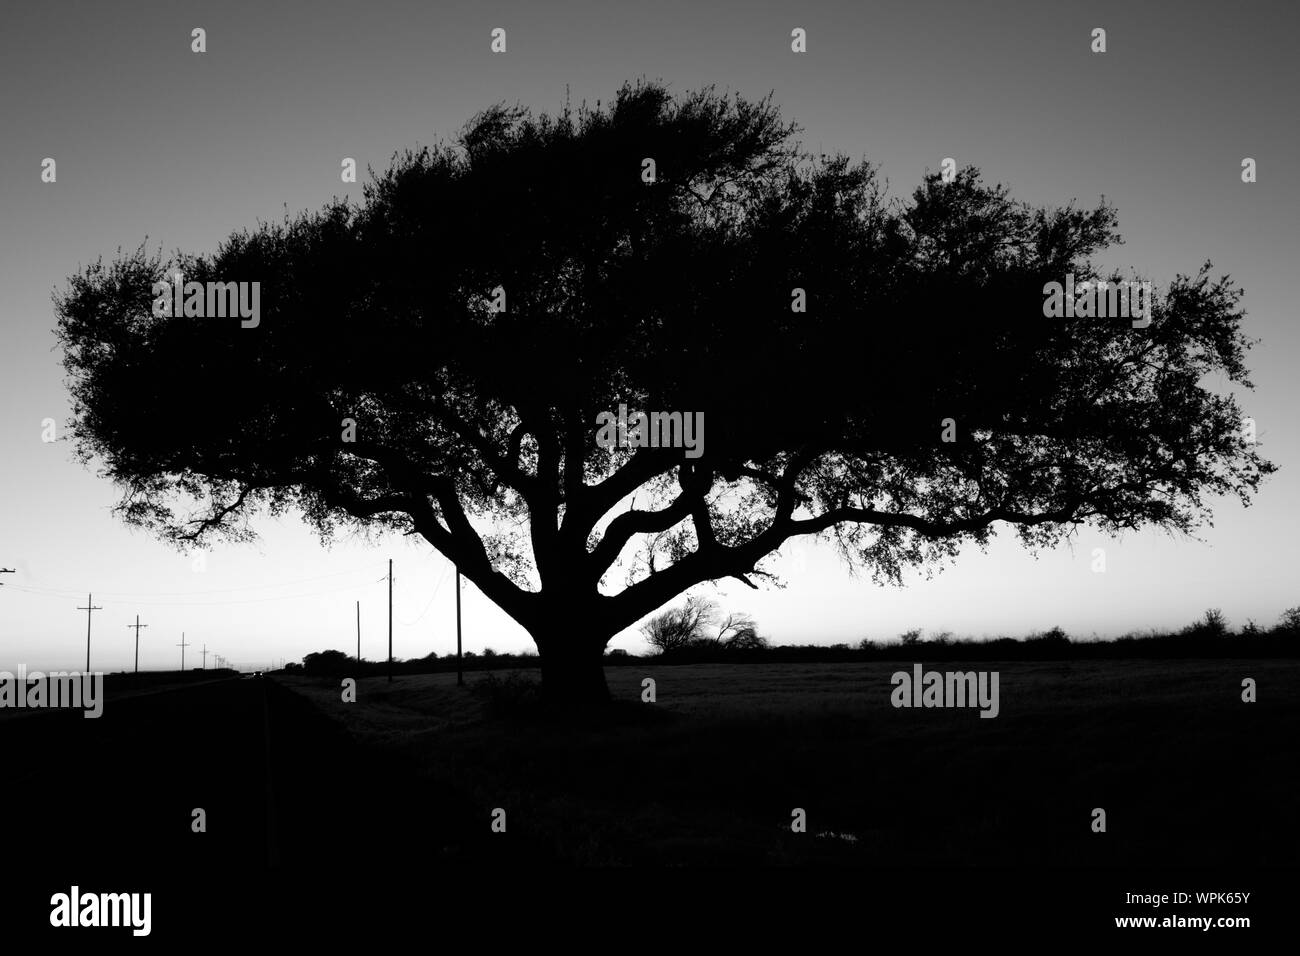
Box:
[1028,626,1070,645]
[302,649,352,676]
[724,627,769,651]
[469,671,542,716]
[1189,608,1229,638]
[899,628,923,646]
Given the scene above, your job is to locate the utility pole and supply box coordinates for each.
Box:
[77,594,102,672]
[201,644,208,670]
[387,559,393,683]
[456,566,463,687]
[177,632,191,671]
[127,615,148,673]
[356,600,361,662]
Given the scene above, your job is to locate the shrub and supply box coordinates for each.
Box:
[301,649,352,676]
[1028,626,1070,645]
[724,627,770,651]
[469,671,542,716]
[1178,608,1229,639]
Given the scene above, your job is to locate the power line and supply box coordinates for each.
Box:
[387,559,393,684]
[456,565,463,687]
[396,563,451,626]
[127,615,148,673]
[76,594,102,672]
[0,563,388,600]
[5,580,380,608]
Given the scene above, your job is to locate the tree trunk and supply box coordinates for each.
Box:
[536,633,611,711]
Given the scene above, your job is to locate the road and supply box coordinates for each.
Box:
[2,675,494,936]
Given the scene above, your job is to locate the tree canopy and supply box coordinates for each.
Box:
[55,79,1274,703]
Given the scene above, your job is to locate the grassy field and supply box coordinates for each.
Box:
[278,658,1300,866]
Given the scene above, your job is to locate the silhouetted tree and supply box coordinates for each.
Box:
[1182,607,1230,639]
[723,626,769,651]
[642,594,717,654]
[715,611,758,644]
[302,649,351,676]
[54,80,1273,708]
[1029,626,1070,646]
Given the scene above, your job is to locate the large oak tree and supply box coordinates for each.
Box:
[55,81,1273,706]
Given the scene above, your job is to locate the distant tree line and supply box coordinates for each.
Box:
[281,604,1300,676]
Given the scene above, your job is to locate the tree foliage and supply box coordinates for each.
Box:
[54,80,1274,699]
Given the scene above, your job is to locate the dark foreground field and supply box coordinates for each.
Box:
[280,658,1300,867]
[4,658,1295,938]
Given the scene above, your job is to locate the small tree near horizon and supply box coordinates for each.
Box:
[641,594,717,654]
[723,626,769,651]
[1202,608,1230,637]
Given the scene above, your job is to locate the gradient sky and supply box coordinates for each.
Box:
[1,0,1297,671]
